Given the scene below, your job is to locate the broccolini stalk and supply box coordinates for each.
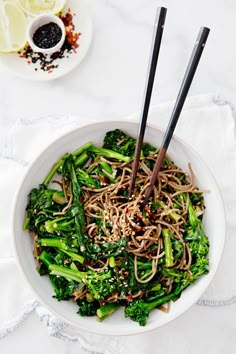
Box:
[100,160,113,174]
[159,201,181,222]
[44,217,74,233]
[88,146,131,163]
[99,161,116,182]
[49,264,115,300]
[60,249,85,264]
[43,153,69,187]
[52,191,67,205]
[148,282,161,292]
[37,238,75,252]
[69,165,88,254]
[109,256,116,268]
[97,303,120,321]
[22,217,30,231]
[39,250,54,267]
[38,239,84,263]
[162,229,174,267]
[188,199,199,228]
[72,141,93,158]
[74,152,89,167]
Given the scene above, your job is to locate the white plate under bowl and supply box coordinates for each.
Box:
[0,0,92,81]
[12,120,225,336]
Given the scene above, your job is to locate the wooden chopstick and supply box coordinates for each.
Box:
[143,26,210,205]
[128,7,167,198]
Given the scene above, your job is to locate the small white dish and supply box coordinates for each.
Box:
[27,14,66,54]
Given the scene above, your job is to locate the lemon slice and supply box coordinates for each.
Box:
[0,1,27,53]
[17,0,67,16]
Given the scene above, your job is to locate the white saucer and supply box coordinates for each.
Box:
[0,0,92,81]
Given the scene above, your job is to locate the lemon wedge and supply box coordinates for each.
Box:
[0,1,27,53]
[17,0,67,16]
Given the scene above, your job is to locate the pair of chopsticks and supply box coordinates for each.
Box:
[128,7,210,204]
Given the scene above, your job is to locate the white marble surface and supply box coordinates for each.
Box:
[1,0,236,353]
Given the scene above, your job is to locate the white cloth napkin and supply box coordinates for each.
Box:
[1,94,236,353]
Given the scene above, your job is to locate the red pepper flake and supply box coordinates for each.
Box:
[18,8,81,73]
[99,176,106,184]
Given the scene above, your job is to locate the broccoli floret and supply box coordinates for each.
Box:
[189,256,209,281]
[125,291,179,326]
[188,236,209,256]
[49,275,76,301]
[104,129,126,143]
[103,129,127,149]
[77,300,99,317]
[103,129,156,158]
[141,143,157,157]
[125,300,149,326]
[103,129,136,156]
[49,264,116,300]
[125,251,209,326]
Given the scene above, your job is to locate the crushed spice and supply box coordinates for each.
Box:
[18,8,81,73]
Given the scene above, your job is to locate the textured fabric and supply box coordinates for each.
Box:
[1,94,235,353]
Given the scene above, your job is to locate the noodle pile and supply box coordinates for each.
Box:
[24,132,209,324]
[80,151,204,296]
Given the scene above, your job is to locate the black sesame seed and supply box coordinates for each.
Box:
[33,22,62,49]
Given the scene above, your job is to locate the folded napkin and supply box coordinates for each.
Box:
[1,94,236,353]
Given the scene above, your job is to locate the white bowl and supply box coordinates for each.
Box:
[27,14,66,54]
[12,121,225,336]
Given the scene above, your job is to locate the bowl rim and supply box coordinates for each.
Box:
[11,119,226,335]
